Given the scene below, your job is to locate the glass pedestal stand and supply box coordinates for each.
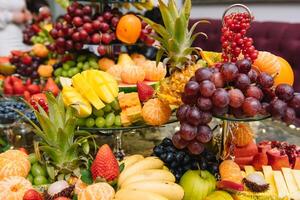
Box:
[216,115,271,160]
[79,117,178,160]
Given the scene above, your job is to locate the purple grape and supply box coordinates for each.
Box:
[270,98,288,119]
[211,88,230,108]
[197,97,212,111]
[289,94,300,109]
[235,73,251,90]
[199,80,216,97]
[228,88,245,108]
[179,123,197,141]
[196,125,213,143]
[184,81,200,96]
[258,72,274,88]
[242,97,262,117]
[282,107,296,125]
[186,106,202,126]
[236,59,252,74]
[195,68,213,83]
[176,104,190,122]
[275,84,294,102]
[220,62,239,82]
[245,85,263,100]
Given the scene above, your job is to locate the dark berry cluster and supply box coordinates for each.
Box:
[153,138,219,181]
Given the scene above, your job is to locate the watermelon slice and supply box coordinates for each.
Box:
[119,81,159,93]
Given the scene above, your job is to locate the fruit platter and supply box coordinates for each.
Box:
[1,0,300,199]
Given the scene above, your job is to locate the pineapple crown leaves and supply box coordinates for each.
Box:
[140,0,209,71]
[21,92,96,169]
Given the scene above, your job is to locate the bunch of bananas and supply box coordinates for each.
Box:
[123,0,154,11]
[115,155,184,200]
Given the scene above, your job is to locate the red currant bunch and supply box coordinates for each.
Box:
[30,98,48,113]
[221,12,258,63]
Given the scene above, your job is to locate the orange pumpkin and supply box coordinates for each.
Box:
[116,14,142,44]
[77,182,115,200]
[121,65,145,84]
[0,176,32,200]
[274,56,294,86]
[142,61,167,81]
[0,150,31,180]
[107,65,123,82]
[142,98,171,126]
[32,44,49,58]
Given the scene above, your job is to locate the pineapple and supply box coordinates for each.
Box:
[25,93,95,179]
[141,0,207,107]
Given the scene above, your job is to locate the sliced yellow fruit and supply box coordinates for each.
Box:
[96,70,119,97]
[282,168,298,195]
[244,166,255,175]
[62,86,92,118]
[262,166,277,195]
[200,51,222,66]
[292,170,300,190]
[82,70,115,104]
[273,170,289,199]
[72,73,105,110]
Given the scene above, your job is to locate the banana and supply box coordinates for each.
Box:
[123,181,184,200]
[118,156,164,186]
[119,154,144,172]
[120,169,175,188]
[115,189,168,200]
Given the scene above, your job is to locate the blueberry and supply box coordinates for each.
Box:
[170,161,179,168]
[166,153,175,163]
[183,163,191,171]
[175,173,181,181]
[153,145,164,156]
[183,155,190,164]
[191,160,198,170]
[160,153,167,161]
[210,163,219,174]
[200,160,207,170]
[161,138,173,147]
[203,151,216,162]
[165,146,175,153]
[176,151,185,162]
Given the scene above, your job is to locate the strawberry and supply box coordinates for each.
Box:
[90,144,119,181]
[44,78,60,96]
[137,81,154,102]
[27,84,41,95]
[10,76,23,83]
[23,189,43,200]
[24,91,31,101]
[13,81,26,95]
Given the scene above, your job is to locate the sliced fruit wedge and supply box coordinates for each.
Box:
[119,81,158,93]
[72,73,105,110]
[273,170,290,199]
[200,51,222,67]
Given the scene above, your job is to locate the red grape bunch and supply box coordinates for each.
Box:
[50,2,122,55]
[174,58,300,155]
[221,12,258,63]
[139,21,155,46]
[10,53,43,79]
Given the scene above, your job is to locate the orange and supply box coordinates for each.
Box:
[200,51,222,66]
[253,51,281,76]
[0,176,32,200]
[37,64,53,78]
[0,150,31,180]
[116,14,142,44]
[274,56,294,86]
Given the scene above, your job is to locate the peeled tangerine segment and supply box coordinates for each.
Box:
[83,70,115,104]
[62,86,92,118]
[72,73,105,110]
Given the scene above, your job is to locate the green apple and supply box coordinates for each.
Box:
[205,190,233,200]
[180,170,216,200]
